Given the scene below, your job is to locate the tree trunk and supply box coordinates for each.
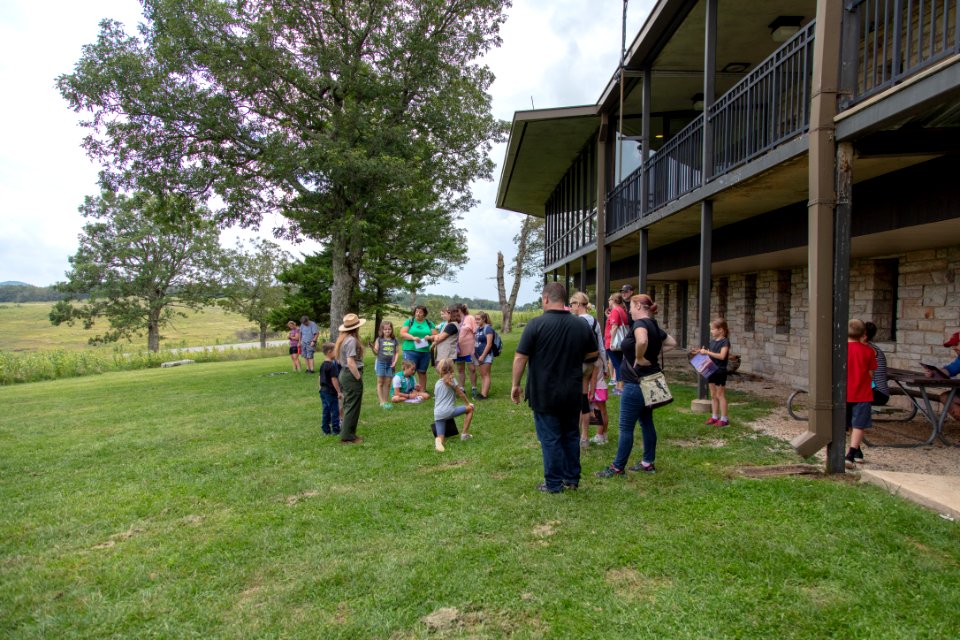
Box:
[496,251,512,333]
[147,307,162,352]
[329,213,363,340]
[329,226,352,340]
[259,321,268,349]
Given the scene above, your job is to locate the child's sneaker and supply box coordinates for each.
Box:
[844,448,857,465]
[460,433,472,441]
[594,465,624,478]
[853,447,864,463]
[471,387,479,398]
[435,437,445,452]
[717,418,730,427]
[589,434,607,445]
[705,417,719,425]
[579,438,590,450]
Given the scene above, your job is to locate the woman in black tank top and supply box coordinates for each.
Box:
[597,293,677,477]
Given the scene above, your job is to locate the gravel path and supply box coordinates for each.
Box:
[724,372,960,476]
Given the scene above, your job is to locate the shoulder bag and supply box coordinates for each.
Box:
[635,318,673,409]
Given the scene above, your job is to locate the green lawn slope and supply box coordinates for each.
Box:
[1,333,958,639]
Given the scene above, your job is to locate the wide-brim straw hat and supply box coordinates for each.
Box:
[338,313,367,333]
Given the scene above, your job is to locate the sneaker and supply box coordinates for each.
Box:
[594,465,624,478]
[580,438,590,450]
[717,418,730,427]
[471,387,479,398]
[435,437,445,452]
[845,448,857,465]
[853,447,864,463]
[537,482,563,493]
[705,417,719,425]
[589,434,607,445]
[460,433,472,441]
[562,482,579,491]
[628,461,656,473]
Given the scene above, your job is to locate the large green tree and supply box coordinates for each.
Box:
[220,239,291,348]
[50,191,224,351]
[58,0,509,335]
[497,215,544,332]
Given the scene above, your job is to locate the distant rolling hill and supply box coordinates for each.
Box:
[1,281,32,287]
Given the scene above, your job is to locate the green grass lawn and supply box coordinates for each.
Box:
[1,333,958,638]
[0,302,274,354]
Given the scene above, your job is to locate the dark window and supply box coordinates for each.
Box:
[744,274,757,333]
[873,259,899,342]
[776,270,791,335]
[717,277,728,319]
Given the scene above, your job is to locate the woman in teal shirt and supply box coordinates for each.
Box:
[399,305,438,391]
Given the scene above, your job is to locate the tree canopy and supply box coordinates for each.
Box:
[58,0,510,334]
[220,239,291,348]
[50,191,224,351]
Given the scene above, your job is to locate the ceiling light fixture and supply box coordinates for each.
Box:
[769,16,803,43]
[721,62,750,73]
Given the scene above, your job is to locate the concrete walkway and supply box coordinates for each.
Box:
[859,470,960,520]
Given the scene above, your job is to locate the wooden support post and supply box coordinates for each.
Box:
[793,0,845,467]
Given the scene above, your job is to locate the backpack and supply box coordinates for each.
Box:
[491,329,503,357]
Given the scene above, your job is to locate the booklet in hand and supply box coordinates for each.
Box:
[690,353,718,379]
[919,362,950,379]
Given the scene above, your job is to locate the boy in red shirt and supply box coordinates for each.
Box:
[846,319,878,465]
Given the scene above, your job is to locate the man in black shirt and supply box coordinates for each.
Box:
[512,282,599,493]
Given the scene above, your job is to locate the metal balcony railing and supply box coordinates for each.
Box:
[545,209,596,266]
[846,0,959,104]
[603,22,815,237]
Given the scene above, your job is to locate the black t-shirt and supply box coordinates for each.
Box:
[709,337,730,369]
[619,317,667,384]
[516,310,597,414]
[318,360,341,394]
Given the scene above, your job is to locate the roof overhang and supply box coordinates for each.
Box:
[495,105,599,217]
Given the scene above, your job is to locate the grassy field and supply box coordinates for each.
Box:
[0,302,274,354]
[1,332,958,638]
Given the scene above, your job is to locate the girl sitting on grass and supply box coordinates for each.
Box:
[433,358,474,452]
[391,360,430,403]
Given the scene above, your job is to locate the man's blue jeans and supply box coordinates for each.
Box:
[612,382,657,470]
[533,411,581,491]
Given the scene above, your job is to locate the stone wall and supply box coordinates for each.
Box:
[647,245,960,388]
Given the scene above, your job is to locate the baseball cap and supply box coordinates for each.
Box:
[944,331,960,348]
[620,284,634,293]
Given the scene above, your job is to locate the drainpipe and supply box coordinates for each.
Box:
[597,113,610,326]
[696,0,717,404]
[792,0,846,472]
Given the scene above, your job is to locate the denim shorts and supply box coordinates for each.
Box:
[404,349,431,373]
[374,361,395,377]
[846,401,873,429]
[455,354,472,363]
[302,345,315,359]
[475,353,494,365]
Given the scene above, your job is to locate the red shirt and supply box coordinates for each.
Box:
[604,304,629,349]
[847,341,877,402]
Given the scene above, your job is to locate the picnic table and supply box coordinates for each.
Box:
[886,368,959,447]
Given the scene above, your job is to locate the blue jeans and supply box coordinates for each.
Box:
[533,411,581,491]
[319,390,340,435]
[404,349,431,373]
[606,349,623,379]
[612,382,657,470]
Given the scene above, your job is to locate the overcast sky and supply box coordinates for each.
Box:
[0,0,652,305]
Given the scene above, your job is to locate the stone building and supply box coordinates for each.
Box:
[495,0,960,461]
